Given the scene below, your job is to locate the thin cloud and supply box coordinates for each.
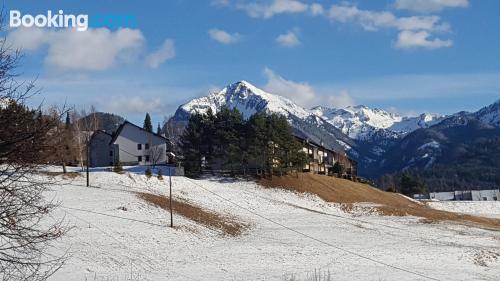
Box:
[395,30,452,49]
[394,0,469,13]
[237,0,309,18]
[328,90,355,109]
[146,39,176,68]
[262,67,355,109]
[102,96,163,114]
[327,3,452,49]
[263,67,316,107]
[216,1,457,50]
[275,30,301,48]
[208,28,241,44]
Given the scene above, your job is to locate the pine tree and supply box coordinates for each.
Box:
[246,112,267,174]
[157,122,161,135]
[332,162,344,177]
[143,113,153,132]
[400,173,427,196]
[65,112,71,128]
[212,107,244,173]
[200,108,215,168]
[179,113,205,177]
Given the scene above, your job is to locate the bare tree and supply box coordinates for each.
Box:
[0,39,67,280]
[148,139,163,168]
[70,110,85,170]
[43,107,77,173]
[162,115,184,156]
[75,106,101,186]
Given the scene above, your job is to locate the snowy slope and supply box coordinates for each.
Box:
[45,169,500,281]
[428,201,500,219]
[311,105,443,140]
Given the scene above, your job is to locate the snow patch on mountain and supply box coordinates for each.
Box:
[311,105,444,140]
[418,140,440,151]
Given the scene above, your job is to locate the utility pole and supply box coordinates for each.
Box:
[86,143,90,187]
[169,167,173,228]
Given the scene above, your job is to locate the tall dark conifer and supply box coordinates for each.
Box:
[157,122,161,135]
[179,113,205,177]
[65,112,71,128]
[143,113,153,132]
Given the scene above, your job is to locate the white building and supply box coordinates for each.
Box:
[89,121,169,167]
[420,189,500,201]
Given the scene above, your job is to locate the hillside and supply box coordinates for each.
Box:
[378,111,500,191]
[76,112,125,133]
[43,168,500,280]
[260,173,500,229]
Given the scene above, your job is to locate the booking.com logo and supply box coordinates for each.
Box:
[9,10,137,31]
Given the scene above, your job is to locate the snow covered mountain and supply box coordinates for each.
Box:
[170,81,356,153]
[474,99,500,127]
[173,80,311,121]
[311,105,444,140]
[169,81,500,178]
[377,100,500,183]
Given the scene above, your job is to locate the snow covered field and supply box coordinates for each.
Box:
[428,201,500,219]
[43,169,500,281]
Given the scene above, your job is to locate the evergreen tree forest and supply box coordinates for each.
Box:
[180,107,306,177]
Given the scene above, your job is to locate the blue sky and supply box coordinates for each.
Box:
[5,0,500,125]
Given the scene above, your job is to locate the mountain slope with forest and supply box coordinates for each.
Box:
[378,101,500,191]
[167,80,500,189]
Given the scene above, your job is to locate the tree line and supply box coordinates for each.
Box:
[180,107,307,177]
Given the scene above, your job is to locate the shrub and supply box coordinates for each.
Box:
[113,161,123,173]
[157,169,163,180]
[145,167,152,178]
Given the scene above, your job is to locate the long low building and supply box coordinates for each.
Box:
[293,131,357,178]
[415,189,500,201]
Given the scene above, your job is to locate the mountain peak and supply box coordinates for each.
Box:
[228,80,258,91]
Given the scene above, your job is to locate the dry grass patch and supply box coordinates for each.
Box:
[259,173,500,230]
[43,171,81,179]
[136,192,248,236]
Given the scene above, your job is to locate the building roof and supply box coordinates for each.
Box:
[109,121,168,145]
[293,129,335,153]
[89,130,112,142]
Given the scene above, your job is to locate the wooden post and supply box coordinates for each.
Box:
[86,143,90,187]
[169,167,173,228]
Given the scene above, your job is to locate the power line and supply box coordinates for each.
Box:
[65,175,498,252]
[183,177,442,281]
[61,173,492,280]
[61,206,167,227]
[232,183,500,251]
[63,206,198,281]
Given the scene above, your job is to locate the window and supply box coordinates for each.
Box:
[137,144,142,150]
[145,155,150,162]
[145,143,150,149]
[109,150,113,156]
[138,156,142,162]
